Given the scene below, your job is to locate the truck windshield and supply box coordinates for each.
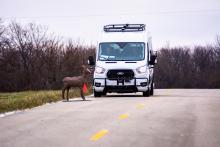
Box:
[98,42,145,61]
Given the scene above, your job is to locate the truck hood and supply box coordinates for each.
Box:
[96,61,146,70]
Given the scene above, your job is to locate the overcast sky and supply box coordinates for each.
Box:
[1,0,220,48]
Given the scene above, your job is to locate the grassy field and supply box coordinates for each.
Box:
[0,88,91,113]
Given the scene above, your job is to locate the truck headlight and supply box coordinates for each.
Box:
[136,65,147,74]
[95,66,105,74]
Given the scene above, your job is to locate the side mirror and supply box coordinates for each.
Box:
[149,51,157,65]
[88,56,95,66]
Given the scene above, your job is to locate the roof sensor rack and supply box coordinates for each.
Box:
[104,24,145,32]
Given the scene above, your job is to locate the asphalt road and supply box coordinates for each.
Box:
[0,89,220,147]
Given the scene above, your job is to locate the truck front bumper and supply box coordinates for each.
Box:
[93,78,149,93]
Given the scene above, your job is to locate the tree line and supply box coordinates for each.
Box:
[0,20,220,91]
[0,20,95,91]
[154,40,220,88]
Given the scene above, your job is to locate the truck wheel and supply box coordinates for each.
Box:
[150,82,154,95]
[94,90,102,97]
[143,89,150,97]
[102,91,107,96]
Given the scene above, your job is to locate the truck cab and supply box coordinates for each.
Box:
[88,24,156,97]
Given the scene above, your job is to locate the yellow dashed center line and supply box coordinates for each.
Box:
[136,104,145,109]
[119,113,129,120]
[90,103,146,141]
[90,129,109,141]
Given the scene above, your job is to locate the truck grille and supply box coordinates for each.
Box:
[107,69,134,80]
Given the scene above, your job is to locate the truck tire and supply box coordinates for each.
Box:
[102,91,107,96]
[150,82,154,95]
[94,90,102,97]
[143,89,150,97]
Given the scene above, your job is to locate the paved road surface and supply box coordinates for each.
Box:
[0,89,220,147]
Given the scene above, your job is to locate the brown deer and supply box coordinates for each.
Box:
[62,65,92,101]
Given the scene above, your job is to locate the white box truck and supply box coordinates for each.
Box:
[88,24,157,97]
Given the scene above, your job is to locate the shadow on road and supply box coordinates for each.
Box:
[103,94,144,98]
[62,99,92,102]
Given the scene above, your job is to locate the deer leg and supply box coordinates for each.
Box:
[80,87,86,101]
[66,87,70,101]
[62,87,66,100]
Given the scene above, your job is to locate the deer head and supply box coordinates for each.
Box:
[82,65,91,75]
